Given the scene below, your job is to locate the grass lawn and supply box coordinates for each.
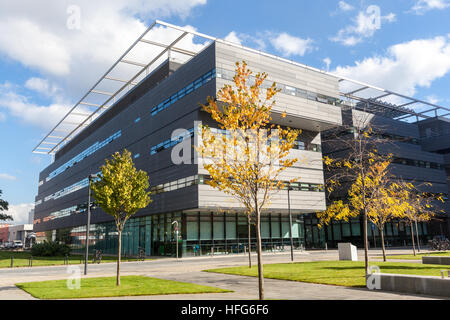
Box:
[16,275,232,299]
[205,260,449,288]
[0,251,151,268]
[380,251,450,260]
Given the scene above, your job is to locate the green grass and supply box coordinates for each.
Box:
[0,251,151,268]
[380,251,450,260]
[16,275,232,299]
[205,260,449,287]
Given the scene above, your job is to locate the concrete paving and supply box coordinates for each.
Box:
[0,249,446,300]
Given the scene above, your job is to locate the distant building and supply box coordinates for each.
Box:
[8,224,33,244]
[0,224,8,243]
[28,208,35,225]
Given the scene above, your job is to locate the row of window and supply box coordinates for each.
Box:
[150,128,195,155]
[150,69,216,117]
[44,130,121,183]
[208,127,322,152]
[322,128,420,146]
[392,157,444,170]
[216,68,340,107]
[37,172,100,206]
[150,174,323,195]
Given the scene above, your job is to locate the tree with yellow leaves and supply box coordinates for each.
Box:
[320,119,390,274]
[363,160,405,262]
[197,61,300,300]
[91,149,152,286]
[317,156,402,265]
[390,180,444,256]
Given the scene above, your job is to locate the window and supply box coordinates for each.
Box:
[46,131,121,181]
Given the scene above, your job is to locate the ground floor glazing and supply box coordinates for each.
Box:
[39,211,439,257]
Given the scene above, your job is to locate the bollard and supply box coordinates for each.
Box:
[29,256,33,267]
[211,247,214,257]
[325,243,328,251]
[10,256,13,268]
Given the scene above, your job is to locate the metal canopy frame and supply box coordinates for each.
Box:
[33,20,450,157]
[32,20,216,156]
[338,78,450,122]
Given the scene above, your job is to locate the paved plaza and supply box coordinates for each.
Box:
[0,249,446,300]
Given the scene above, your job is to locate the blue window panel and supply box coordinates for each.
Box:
[134,117,141,123]
[134,153,140,159]
[46,130,121,181]
[185,83,194,94]
[194,78,202,89]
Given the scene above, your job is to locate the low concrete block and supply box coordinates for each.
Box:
[338,243,358,261]
[366,273,450,298]
[422,256,450,265]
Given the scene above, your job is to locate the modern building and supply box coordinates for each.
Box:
[32,21,449,256]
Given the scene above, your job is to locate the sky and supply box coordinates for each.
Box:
[0,0,449,224]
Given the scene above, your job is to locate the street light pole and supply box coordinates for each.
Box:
[288,186,294,262]
[172,220,179,260]
[84,174,97,275]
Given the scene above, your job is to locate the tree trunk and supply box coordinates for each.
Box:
[117,230,121,286]
[410,224,416,256]
[247,215,252,268]
[380,228,386,262]
[255,207,264,300]
[363,212,369,275]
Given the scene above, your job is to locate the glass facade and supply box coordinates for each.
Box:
[302,213,431,249]
[43,210,436,257]
[53,211,305,258]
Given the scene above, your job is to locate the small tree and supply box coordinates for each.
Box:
[364,160,404,261]
[392,180,443,256]
[0,190,12,222]
[317,157,404,263]
[198,61,300,300]
[320,112,399,275]
[90,149,152,286]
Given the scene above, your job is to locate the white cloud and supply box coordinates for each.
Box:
[331,6,396,46]
[333,36,450,97]
[0,173,16,181]
[2,203,34,225]
[382,13,397,23]
[0,82,72,129]
[0,0,208,130]
[224,31,242,45]
[269,32,314,57]
[338,1,354,12]
[411,0,450,14]
[323,57,331,71]
[25,77,62,98]
[427,95,440,104]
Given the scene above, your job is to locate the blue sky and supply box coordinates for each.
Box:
[0,0,450,224]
